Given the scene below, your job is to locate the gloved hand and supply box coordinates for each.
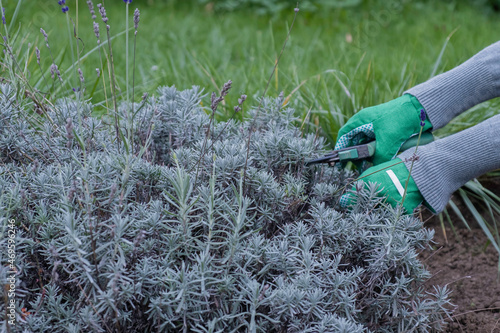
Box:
[340,158,424,214]
[335,94,432,167]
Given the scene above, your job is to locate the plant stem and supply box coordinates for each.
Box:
[131,20,138,154]
[76,0,79,35]
[105,27,121,150]
[126,3,129,104]
[399,126,425,216]
[65,13,76,88]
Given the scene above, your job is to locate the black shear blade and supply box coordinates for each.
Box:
[305,152,339,166]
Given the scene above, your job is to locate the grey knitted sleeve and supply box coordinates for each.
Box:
[399,114,500,213]
[405,41,500,129]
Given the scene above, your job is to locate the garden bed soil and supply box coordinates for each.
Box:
[420,207,500,332]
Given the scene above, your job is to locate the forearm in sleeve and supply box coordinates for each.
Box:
[405,41,500,130]
[398,114,500,213]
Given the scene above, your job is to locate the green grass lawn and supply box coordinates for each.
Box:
[3,0,500,145]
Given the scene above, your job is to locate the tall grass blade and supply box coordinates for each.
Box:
[459,189,500,255]
[429,27,459,79]
[448,199,471,231]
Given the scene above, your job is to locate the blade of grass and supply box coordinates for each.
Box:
[438,210,449,244]
[459,189,500,255]
[448,199,471,231]
[429,27,459,79]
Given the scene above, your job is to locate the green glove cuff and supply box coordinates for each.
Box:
[340,158,424,214]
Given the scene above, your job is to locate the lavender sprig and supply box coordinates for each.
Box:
[87,0,97,20]
[234,94,247,113]
[125,0,131,103]
[58,0,69,13]
[131,7,141,153]
[134,8,140,34]
[93,22,100,42]
[97,2,120,148]
[78,68,84,83]
[35,47,41,65]
[50,63,62,81]
[419,109,426,127]
[40,28,49,49]
[97,3,108,24]
[210,80,232,114]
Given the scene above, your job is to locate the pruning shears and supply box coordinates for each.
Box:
[305,131,434,167]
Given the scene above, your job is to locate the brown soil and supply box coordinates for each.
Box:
[420,207,500,332]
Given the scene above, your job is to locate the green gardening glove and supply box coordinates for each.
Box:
[335,94,432,167]
[340,158,424,214]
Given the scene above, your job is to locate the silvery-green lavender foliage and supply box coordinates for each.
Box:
[0,84,452,332]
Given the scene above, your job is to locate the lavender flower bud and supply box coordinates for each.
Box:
[221,80,232,98]
[87,0,96,20]
[210,80,233,113]
[50,63,62,81]
[93,22,100,40]
[40,28,50,49]
[97,4,108,24]
[35,47,41,65]
[78,68,84,83]
[234,94,247,113]
[278,91,284,100]
[419,109,426,126]
[134,8,140,32]
[40,28,48,39]
[2,8,6,25]
[404,153,420,163]
[62,6,69,14]
[50,64,56,79]
[238,94,247,105]
[210,92,218,112]
[96,68,100,78]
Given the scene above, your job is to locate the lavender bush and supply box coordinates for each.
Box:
[0,83,452,332]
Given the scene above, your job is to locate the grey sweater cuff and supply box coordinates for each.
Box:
[399,114,500,213]
[405,41,500,129]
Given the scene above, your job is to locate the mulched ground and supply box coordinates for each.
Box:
[420,205,500,332]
